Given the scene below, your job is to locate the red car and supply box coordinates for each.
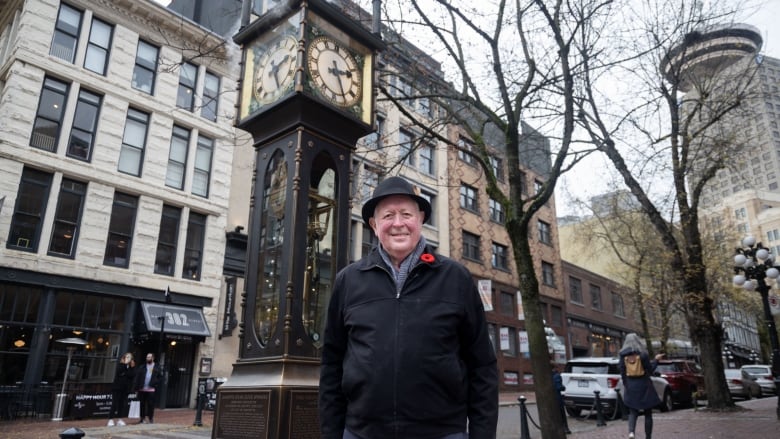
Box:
[655,359,705,406]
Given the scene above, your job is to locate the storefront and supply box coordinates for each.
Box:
[0,267,211,420]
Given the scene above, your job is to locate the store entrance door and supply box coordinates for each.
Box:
[164,337,195,408]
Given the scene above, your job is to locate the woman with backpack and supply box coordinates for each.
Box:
[619,333,664,439]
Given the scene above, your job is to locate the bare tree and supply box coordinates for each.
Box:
[358,1,613,437]
[576,0,763,409]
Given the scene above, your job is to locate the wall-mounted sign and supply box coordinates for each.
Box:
[140,301,211,337]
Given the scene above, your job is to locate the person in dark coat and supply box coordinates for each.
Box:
[107,352,135,426]
[552,362,571,434]
[319,176,499,439]
[133,352,162,424]
[619,333,663,439]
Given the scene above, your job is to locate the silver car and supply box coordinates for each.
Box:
[724,368,761,399]
[740,365,776,397]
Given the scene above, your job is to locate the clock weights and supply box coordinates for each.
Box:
[212,1,384,438]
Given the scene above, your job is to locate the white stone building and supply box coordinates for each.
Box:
[0,0,250,413]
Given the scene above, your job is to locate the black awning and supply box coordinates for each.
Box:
[140,301,211,337]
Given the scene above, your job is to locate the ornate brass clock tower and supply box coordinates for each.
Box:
[213,1,383,438]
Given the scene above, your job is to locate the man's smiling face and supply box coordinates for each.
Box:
[369,194,424,267]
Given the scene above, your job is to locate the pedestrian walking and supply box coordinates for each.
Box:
[619,333,663,439]
[133,352,162,424]
[107,352,135,426]
[319,176,499,439]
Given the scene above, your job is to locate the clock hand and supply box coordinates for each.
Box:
[268,58,282,88]
[330,59,346,97]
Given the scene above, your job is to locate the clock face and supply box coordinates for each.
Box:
[254,35,298,105]
[307,36,362,107]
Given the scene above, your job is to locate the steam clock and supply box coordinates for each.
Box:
[213,1,383,438]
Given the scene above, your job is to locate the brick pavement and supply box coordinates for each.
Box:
[0,395,776,439]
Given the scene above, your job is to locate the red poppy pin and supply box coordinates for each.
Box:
[420,253,435,263]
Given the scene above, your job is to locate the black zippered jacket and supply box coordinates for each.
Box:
[319,246,498,439]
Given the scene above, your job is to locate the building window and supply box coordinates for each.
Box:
[360,166,379,204]
[67,88,102,161]
[416,95,432,117]
[419,190,436,227]
[193,135,213,197]
[735,207,747,219]
[519,171,527,195]
[534,179,544,195]
[166,125,190,190]
[590,284,602,310]
[458,136,477,166]
[489,198,505,224]
[155,205,181,275]
[542,261,555,286]
[487,323,497,352]
[31,77,69,152]
[490,155,504,181]
[364,115,385,149]
[201,71,220,121]
[177,62,198,111]
[83,17,113,75]
[117,108,149,176]
[492,242,509,270]
[460,184,478,212]
[132,40,158,94]
[7,168,53,251]
[500,291,514,317]
[463,231,481,261]
[538,220,552,244]
[551,305,563,326]
[399,129,415,167]
[569,276,583,303]
[183,212,207,280]
[361,223,378,257]
[103,192,138,268]
[502,326,518,356]
[48,178,87,257]
[612,292,625,317]
[50,3,82,63]
[419,142,434,174]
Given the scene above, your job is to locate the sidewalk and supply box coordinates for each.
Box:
[0,395,776,439]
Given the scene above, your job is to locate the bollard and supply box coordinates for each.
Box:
[194,381,206,427]
[593,390,607,426]
[517,396,531,439]
[59,427,85,439]
[615,388,628,420]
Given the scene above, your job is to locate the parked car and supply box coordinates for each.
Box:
[655,359,705,406]
[724,368,761,400]
[740,365,776,397]
[561,357,672,418]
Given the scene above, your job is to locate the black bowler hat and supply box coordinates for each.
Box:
[361,176,431,225]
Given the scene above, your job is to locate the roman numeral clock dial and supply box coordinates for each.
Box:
[307,36,362,108]
[254,35,298,105]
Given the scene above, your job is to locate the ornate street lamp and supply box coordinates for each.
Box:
[732,236,780,419]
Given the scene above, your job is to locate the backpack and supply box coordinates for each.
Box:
[624,354,645,377]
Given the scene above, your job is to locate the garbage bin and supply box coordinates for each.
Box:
[59,427,85,439]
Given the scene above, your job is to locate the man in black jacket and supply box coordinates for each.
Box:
[133,352,162,424]
[319,176,498,439]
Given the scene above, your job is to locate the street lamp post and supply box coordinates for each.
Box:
[732,236,780,420]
